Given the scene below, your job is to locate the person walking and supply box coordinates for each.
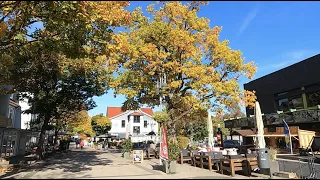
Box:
[75,138,79,149]
[80,140,84,150]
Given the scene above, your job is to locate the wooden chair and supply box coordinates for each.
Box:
[193,154,202,167]
[220,155,246,177]
[243,153,258,176]
[212,152,224,171]
[200,152,214,170]
[179,149,192,164]
[190,150,199,166]
[147,148,156,159]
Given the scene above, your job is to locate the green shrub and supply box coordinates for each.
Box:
[191,145,197,150]
[168,140,180,162]
[177,136,189,149]
[122,139,133,153]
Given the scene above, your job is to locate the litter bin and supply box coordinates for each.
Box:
[256,148,271,176]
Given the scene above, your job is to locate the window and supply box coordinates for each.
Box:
[278,95,303,111]
[133,126,140,134]
[306,91,320,107]
[121,120,125,128]
[8,107,15,127]
[10,94,14,100]
[144,120,147,128]
[133,116,140,123]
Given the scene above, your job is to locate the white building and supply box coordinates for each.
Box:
[0,92,21,129]
[19,97,32,130]
[107,107,159,143]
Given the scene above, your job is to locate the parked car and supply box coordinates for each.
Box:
[223,140,241,149]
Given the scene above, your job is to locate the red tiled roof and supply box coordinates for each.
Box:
[141,108,153,116]
[107,107,125,118]
[106,107,153,118]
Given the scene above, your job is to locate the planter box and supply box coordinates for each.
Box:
[162,160,177,174]
[123,152,130,159]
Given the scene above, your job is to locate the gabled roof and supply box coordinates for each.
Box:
[106,107,153,119]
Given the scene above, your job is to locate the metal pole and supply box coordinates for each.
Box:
[159,76,163,165]
[289,134,293,154]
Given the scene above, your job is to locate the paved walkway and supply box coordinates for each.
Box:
[2,144,275,179]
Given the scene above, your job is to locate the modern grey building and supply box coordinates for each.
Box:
[244,53,320,116]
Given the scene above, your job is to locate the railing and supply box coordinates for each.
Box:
[225,109,320,128]
[278,155,320,179]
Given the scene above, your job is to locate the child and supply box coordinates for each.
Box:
[80,140,84,150]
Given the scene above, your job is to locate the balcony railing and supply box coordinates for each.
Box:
[224,109,320,129]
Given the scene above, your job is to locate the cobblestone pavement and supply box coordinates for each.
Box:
[1,143,276,179]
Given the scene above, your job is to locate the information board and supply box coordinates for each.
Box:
[132,150,143,164]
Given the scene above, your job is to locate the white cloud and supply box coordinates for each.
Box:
[238,8,259,35]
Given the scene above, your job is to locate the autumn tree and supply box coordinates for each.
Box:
[0,1,133,159]
[107,1,257,138]
[91,114,112,136]
[69,110,94,137]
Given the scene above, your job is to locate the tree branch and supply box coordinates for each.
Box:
[0,1,21,23]
[172,106,194,122]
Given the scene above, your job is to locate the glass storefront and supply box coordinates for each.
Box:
[278,95,304,111]
[306,91,320,107]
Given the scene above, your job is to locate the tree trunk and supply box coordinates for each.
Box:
[54,129,59,145]
[37,115,50,160]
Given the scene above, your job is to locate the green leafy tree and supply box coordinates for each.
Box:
[0,1,133,159]
[91,114,112,136]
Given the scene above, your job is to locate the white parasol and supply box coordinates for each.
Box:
[207,111,214,150]
[254,101,266,149]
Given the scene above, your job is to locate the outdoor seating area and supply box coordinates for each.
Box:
[176,147,260,177]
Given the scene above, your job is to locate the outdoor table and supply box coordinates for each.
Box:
[220,155,247,177]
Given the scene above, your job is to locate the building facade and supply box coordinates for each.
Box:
[0,92,21,129]
[244,53,320,116]
[107,107,159,143]
[224,53,320,152]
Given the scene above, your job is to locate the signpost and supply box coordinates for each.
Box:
[282,119,293,154]
[132,150,143,164]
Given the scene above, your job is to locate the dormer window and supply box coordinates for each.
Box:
[133,116,140,123]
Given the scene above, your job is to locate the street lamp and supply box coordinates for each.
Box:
[156,72,167,165]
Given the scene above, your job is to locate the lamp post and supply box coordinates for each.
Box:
[156,72,167,165]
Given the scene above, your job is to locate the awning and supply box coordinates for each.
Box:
[231,129,256,137]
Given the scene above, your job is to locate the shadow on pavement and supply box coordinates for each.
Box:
[0,150,113,179]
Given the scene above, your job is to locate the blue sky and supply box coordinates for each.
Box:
[89,1,320,116]
[26,1,319,116]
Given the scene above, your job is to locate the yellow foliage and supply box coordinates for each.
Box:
[177,136,189,149]
[107,2,257,127]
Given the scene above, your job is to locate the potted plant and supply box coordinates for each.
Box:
[122,139,133,159]
[163,140,180,174]
[269,147,278,161]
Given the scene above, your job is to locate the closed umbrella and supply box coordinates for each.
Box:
[125,119,130,139]
[254,101,266,148]
[207,111,214,150]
